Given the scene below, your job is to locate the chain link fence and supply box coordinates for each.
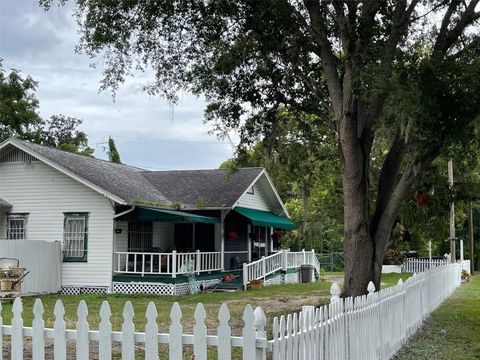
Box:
[317,252,344,272]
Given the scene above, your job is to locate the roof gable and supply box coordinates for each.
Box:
[141,168,264,208]
[235,172,288,216]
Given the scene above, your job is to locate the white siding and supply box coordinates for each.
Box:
[114,221,128,252]
[237,183,270,211]
[0,157,114,288]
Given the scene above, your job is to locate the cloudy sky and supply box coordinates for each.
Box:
[0,0,235,169]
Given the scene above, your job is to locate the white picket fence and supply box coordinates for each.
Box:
[0,298,269,360]
[402,258,449,273]
[270,263,462,360]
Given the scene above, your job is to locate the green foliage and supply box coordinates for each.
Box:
[222,108,343,253]
[383,248,405,266]
[0,61,95,156]
[34,114,95,156]
[0,61,42,141]
[108,136,121,163]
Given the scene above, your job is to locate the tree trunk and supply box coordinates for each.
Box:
[339,104,376,296]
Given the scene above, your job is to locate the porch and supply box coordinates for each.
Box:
[112,205,296,279]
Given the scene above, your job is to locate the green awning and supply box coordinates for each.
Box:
[116,205,220,224]
[233,206,296,230]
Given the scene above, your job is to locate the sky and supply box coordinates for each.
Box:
[0,0,235,170]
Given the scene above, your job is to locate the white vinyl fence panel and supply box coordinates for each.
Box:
[270,263,462,360]
[0,240,61,294]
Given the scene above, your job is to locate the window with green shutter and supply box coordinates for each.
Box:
[63,212,89,262]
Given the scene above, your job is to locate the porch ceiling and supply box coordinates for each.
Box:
[233,206,296,230]
[116,205,220,224]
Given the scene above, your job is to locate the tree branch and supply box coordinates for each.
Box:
[302,0,343,119]
[433,0,480,57]
[371,132,407,234]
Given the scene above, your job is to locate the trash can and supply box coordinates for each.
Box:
[300,264,314,283]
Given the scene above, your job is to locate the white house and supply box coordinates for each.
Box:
[0,138,315,295]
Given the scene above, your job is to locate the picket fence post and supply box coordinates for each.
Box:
[218,303,232,359]
[99,301,112,360]
[54,300,66,360]
[330,282,341,302]
[243,305,256,360]
[12,297,23,360]
[254,306,267,360]
[32,299,44,360]
[145,302,159,360]
[76,300,89,360]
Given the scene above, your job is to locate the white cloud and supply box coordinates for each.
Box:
[0,0,236,168]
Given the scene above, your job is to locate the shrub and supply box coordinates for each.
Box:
[383,248,405,265]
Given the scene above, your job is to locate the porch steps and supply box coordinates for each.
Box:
[211,277,244,291]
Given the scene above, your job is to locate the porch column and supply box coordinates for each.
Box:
[220,210,225,271]
[247,224,252,262]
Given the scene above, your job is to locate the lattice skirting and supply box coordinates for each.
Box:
[113,282,175,296]
[113,278,222,296]
[284,271,301,284]
[60,286,109,295]
[264,273,284,286]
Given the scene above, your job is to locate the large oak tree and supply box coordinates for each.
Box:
[42,0,480,296]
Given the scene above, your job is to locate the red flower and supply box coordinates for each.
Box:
[271,232,283,240]
[228,231,238,240]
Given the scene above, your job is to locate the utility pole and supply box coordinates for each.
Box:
[469,203,475,274]
[448,160,456,263]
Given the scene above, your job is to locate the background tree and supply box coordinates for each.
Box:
[42,0,480,295]
[221,108,343,252]
[107,136,121,164]
[0,61,42,141]
[0,61,95,156]
[34,114,95,156]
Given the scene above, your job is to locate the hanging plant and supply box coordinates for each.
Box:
[228,231,238,241]
[413,192,431,208]
[271,231,283,241]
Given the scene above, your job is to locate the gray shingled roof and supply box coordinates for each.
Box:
[11,139,263,208]
[142,168,263,208]
[14,140,170,205]
[0,198,11,207]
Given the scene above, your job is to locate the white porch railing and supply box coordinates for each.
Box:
[243,249,320,288]
[114,251,222,277]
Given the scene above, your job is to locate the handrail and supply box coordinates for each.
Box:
[114,251,222,277]
[243,249,320,288]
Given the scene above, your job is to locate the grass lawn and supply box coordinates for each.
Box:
[0,273,410,334]
[394,275,480,360]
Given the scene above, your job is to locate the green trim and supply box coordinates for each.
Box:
[62,212,89,263]
[113,269,242,284]
[117,205,220,224]
[233,207,296,230]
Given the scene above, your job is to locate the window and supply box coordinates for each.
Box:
[63,213,88,262]
[7,214,28,240]
[247,186,255,195]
